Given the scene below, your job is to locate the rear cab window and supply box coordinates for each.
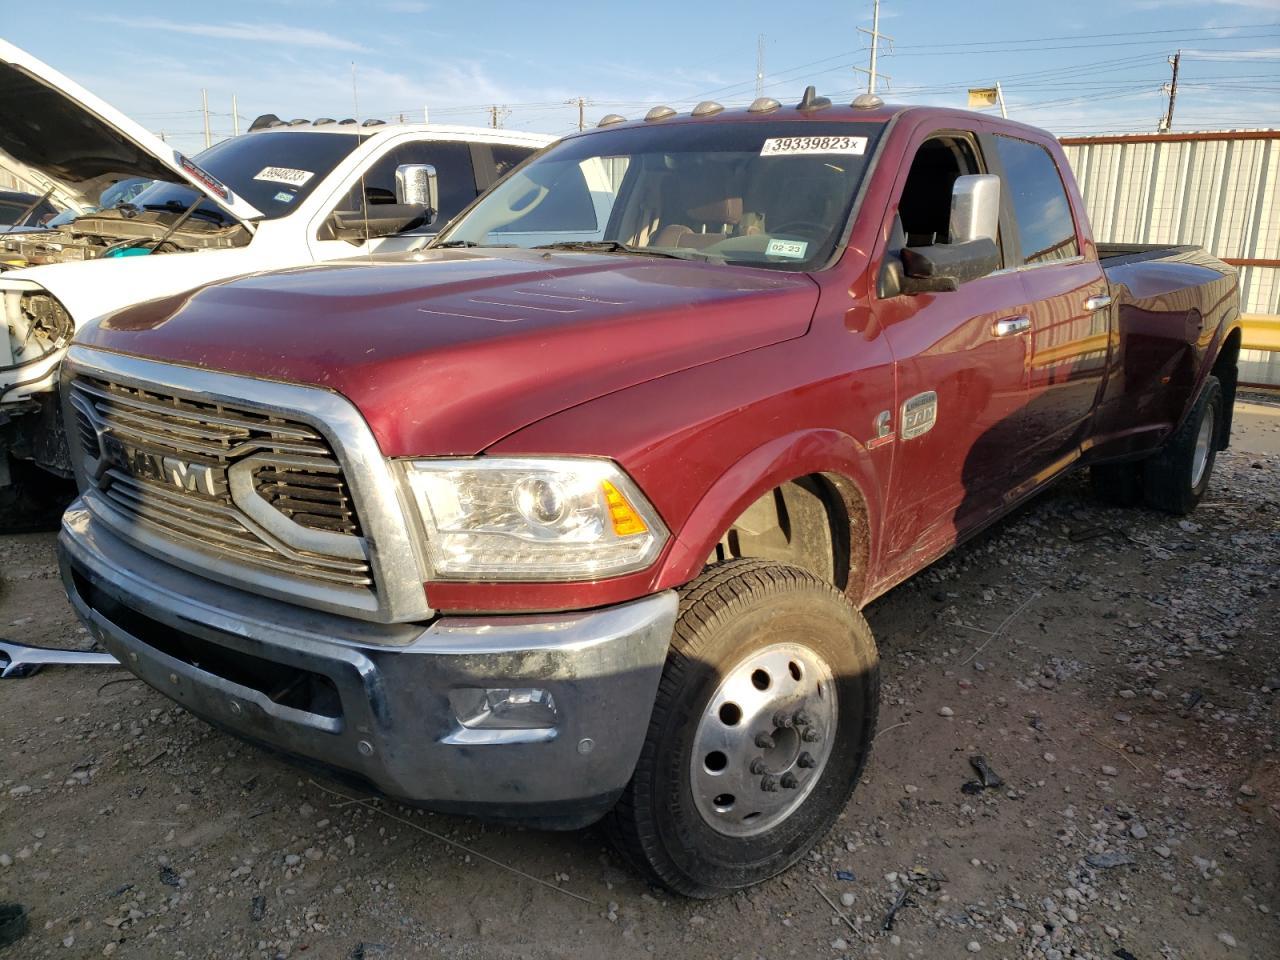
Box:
[992,135,1079,265]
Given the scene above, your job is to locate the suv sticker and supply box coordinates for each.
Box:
[254,166,315,187]
[766,238,809,259]
[760,136,867,157]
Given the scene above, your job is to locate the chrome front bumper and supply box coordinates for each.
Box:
[59,505,676,827]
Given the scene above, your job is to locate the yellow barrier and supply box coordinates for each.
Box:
[1242,314,1280,352]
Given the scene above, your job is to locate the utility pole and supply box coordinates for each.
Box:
[201,89,211,148]
[995,82,1007,120]
[756,34,765,98]
[854,0,893,95]
[1159,50,1181,132]
[565,97,590,131]
[488,104,510,128]
[232,94,240,136]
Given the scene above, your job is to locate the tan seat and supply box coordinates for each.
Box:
[651,181,744,250]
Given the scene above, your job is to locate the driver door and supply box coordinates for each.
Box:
[874,128,1035,584]
[308,140,480,261]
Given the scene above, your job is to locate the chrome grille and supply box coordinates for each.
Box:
[254,464,362,536]
[70,375,372,591]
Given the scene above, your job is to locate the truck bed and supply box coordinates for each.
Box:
[1096,242,1202,267]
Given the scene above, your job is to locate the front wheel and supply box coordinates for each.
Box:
[607,560,880,897]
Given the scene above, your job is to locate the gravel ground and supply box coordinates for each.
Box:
[1,407,1278,960]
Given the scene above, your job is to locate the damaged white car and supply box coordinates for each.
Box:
[0,39,551,527]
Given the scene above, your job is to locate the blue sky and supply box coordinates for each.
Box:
[5,0,1278,153]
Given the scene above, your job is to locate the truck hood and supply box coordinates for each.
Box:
[0,39,262,225]
[78,249,820,455]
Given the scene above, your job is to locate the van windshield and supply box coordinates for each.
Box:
[435,120,883,271]
[128,130,366,223]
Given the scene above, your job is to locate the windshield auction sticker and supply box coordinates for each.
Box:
[760,136,867,157]
[253,166,315,187]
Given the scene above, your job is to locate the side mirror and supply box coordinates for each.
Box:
[949,174,1000,244]
[395,163,438,223]
[328,205,430,243]
[886,174,1002,295]
[900,237,1001,294]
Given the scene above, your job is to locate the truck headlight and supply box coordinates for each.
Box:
[401,457,667,581]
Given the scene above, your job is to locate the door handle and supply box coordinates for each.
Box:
[992,315,1030,337]
[1084,294,1113,312]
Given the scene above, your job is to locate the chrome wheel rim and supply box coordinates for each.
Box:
[689,642,837,837]
[1192,405,1215,489]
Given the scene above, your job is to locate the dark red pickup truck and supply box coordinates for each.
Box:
[58,93,1240,897]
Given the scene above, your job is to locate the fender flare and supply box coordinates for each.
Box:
[652,428,885,599]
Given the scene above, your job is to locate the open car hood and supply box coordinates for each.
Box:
[0,39,262,226]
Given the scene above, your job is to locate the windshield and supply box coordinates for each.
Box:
[128,130,366,223]
[436,120,882,271]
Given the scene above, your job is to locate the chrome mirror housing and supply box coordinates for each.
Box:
[949,174,1000,244]
[395,163,438,221]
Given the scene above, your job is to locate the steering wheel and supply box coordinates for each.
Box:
[767,219,829,242]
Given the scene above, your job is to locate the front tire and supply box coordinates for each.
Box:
[607,560,879,897]
[1142,375,1223,515]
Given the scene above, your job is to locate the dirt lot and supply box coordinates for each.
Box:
[2,401,1278,960]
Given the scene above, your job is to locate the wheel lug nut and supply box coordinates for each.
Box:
[797,751,816,768]
[773,711,795,728]
[755,733,776,749]
[802,728,821,742]
[780,772,799,789]
[761,774,779,792]
[793,710,812,727]
[750,758,767,775]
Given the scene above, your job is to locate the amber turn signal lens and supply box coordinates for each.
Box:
[601,480,649,536]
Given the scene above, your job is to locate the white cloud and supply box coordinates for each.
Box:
[1136,0,1280,9]
[92,16,368,52]
[1183,46,1280,59]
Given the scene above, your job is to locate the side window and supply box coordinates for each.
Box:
[897,135,982,248]
[336,141,478,223]
[993,135,1079,265]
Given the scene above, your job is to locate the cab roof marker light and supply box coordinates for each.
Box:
[796,85,832,113]
[248,113,282,132]
[362,119,386,127]
[852,93,885,110]
[287,118,309,126]
[598,114,627,127]
[313,117,335,126]
[645,105,677,122]
[747,97,781,114]
[339,118,357,125]
[691,101,725,117]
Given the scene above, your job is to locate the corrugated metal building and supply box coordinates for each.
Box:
[1061,130,1280,386]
